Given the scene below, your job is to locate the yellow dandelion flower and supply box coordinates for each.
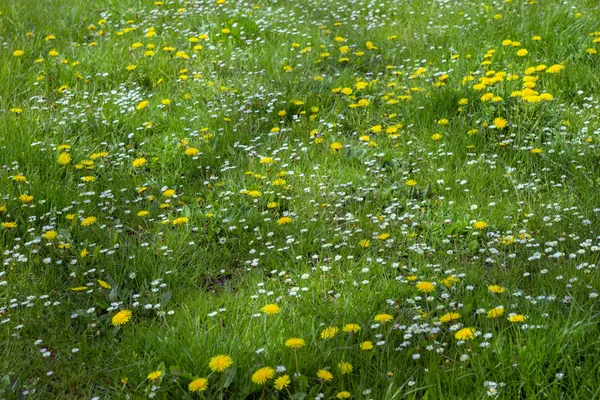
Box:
[274,374,290,390]
[188,377,208,392]
[415,281,435,293]
[343,323,361,333]
[317,369,334,381]
[251,367,275,385]
[147,371,162,380]
[262,303,281,315]
[320,326,339,339]
[57,152,72,165]
[208,355,233,372]
[81,216,97,226]
[112,310,132,326]
[455,327,476,341]
[285,337,306,349]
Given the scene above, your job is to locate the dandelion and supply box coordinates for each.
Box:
[285,338,305,349]
[188,377,208,392]
[330,142,343,151]
[493,117,508,129]
[374,314,393,323]
[360,341,374,350]
[317,369,334,382]
[277,216,292,225]
[473,221,488,230]
[439,312,460,323]
[172,217,189,225]
[487,307,505,318]
[320,326,339,339]
[132,158,147,168]
[338,362,353,374]
[455,327,476,341]
[185,147,199,156]
[136,100,149,110]
[273,374,290,390]
[262,303,281,315]
[112,310,132,326]
[336,391,351,399]
[1,222,17,229]
[98,280,111,289]
[405,179,417,186]
[509,314,526,323]
[416,281,435,293]
[343,323,361,333]
[147,371,162,380]
[57,153,72,165]
[43,230,57,240]
[13,50,25,56]
[81,217,97,226]
[208,355,233,372]
[359,239,371,248]
[251,367,275,385]
[488,285,505,293]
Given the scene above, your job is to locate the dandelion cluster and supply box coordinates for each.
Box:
[1,0,600,398]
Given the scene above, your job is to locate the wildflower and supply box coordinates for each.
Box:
[516,49,528,56]
[488,285,505,294]
[493,117,508,129]
[487,307,505,318]
[277,216,292,225]
[320,326,339,339]
[19,194,34,203]
[360,341,374,350]
[132,158,147,168]
[147,371,162,380]
[185,147,199,156]
[81,216,97,226]
[330,142,343,152]
[172,217,189,225]
[274,375,290,390]
[343,323,361,333]
[439,312,460,323]
[208,355,233,372]
[455,327,476,341]
[531,148,543,154]
[509,314,526,323]
[473,221,488,230]
[359,239,371,248]
[338,362,353,374]
[416,281,435,293]
[12,174,26,182]
[317,369,334,381]
[112,310,132,326]
[2,222,18,229]
[405,179,417,186]
[57,153,72,165]
[336,391,351,399]
[374,314,393,323]
[98,280,111,289]
[188,377,208,392]
[262,303,281,315]
[136,100,149,110]
[43,230,57,240]
[251,367,275,384]
[285,338,306,349]
[546,64,564,74]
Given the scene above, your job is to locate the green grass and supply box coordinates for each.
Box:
[1,0,600,398]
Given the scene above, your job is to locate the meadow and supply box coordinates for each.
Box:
[1,0,600,398]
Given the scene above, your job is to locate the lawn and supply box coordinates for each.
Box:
[1,0,600,398]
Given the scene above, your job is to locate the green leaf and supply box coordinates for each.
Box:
[223,367,236,388]
[291,393,307,400]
